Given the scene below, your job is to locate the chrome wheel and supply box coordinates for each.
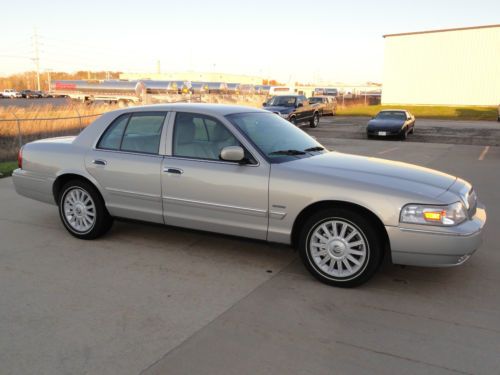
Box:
[313,113,319,126]
[309,219,368,278]
[63,188,96,233]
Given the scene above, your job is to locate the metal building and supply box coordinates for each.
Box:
[382,24,500,106]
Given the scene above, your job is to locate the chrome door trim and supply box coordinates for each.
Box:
[165,155,260,168]
[106,187,162,202]
[162,195,268,217]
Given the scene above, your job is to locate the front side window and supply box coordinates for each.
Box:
[173,112,240,160]
[227,112,326,163]
[97,112,166,154]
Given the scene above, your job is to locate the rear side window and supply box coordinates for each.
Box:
[97,114,129,150]
[121,114,165,154]
[97,112,166,154]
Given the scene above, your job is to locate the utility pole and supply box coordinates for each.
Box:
[32,28,41,91]
[46,69,52,92]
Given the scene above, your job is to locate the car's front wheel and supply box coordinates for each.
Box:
[58,180,113,240]
[310,112,320,128]
[298,208,383,287]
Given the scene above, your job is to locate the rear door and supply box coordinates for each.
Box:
[85,111,168,223]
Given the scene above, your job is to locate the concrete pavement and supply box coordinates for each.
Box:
[0,133,499,374]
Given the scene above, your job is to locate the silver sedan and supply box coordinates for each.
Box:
[12,104,487,287]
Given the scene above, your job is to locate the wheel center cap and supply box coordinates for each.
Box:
[328,240,346,258]
[75,204,84,217]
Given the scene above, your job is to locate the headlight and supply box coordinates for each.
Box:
[278,112,289,118]
[400,202,467,226]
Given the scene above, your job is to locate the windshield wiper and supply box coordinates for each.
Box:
[304,146,325,152]
[269,149,306,156]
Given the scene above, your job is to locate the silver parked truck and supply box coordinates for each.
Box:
[12,104,486,287]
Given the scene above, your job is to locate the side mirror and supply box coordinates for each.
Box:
[220,146,245,162]
[262,102,267,107]
[297,102,304,108]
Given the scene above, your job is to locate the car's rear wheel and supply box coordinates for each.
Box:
[298,208,383,287]
[58,180,113,240]
[310,112,320,128]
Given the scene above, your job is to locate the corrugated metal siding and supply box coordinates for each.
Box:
[382,26,500,106]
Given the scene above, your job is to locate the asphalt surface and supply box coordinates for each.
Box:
[0,123,499,375]
[315,116,500,146]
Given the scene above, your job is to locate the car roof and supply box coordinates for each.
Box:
[108,103,267,116]
[379,109,407,113]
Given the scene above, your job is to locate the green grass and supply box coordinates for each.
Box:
[0,161,17,178]
[337,105,498,121]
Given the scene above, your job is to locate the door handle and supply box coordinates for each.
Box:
[163,167,183,175]
[93,159,107,166]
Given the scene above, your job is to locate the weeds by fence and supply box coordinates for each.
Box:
[0,104,111,162]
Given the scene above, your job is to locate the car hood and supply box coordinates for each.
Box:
[287,151,457,197]
[367,119,405,128]
[264,106,294,113]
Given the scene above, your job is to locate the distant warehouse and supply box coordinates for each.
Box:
[382,24,500,106]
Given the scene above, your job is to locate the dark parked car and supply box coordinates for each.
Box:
[367,110,415,140]
[309,96,337,116]
[263,95,320,127]
[20,90,42,98]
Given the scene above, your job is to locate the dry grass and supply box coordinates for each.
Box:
[337,104,498,121]
[0,103,117,161]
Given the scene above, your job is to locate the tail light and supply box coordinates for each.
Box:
[17,147,23,169]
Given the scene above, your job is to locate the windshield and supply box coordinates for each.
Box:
[309,97,323,104]
[375,111,406,120]
[226,112,326,163]
[266,96,297,107]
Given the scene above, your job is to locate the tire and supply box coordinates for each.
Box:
[409,126,414,134]
[400,128,407,140]
[290,116,297,125]
[298,207,383,287]
[58,179,113,240]
[310,112,320,128]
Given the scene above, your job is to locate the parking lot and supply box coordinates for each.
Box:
[1,119,499,375]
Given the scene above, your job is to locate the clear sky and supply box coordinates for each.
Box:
[0,0,498,83]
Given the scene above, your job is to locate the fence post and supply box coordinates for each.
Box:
[75,108,83,132]
[11,111,23,149]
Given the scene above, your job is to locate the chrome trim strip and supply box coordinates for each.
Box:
[163,195,267,217]
[165,155,260,167]
[106,187,161,201]
[398,226,481,237]
[269,211,287,220]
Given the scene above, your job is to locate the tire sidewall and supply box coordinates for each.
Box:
[58,180,110,240]
[298,208,382,287]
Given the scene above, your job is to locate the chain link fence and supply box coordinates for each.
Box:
[0,107,105,162]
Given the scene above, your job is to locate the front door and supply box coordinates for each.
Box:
[85,111,167,223]
[161,112,270,240]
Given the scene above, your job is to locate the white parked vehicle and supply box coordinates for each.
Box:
[1,89,21,98]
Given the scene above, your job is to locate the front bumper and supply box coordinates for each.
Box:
[367,128,402,136]
[388,204,486,267]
